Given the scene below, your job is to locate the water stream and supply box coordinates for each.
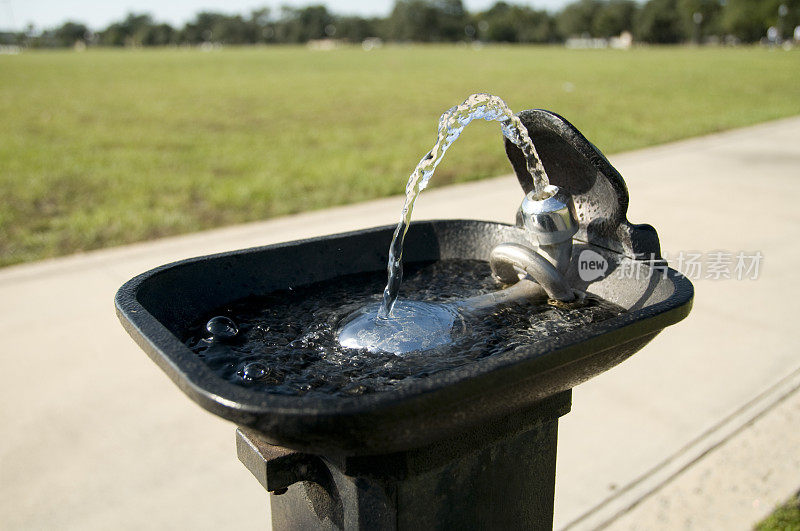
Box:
[379,93,550,319]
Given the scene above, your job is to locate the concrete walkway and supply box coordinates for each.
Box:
[1,117,799,530]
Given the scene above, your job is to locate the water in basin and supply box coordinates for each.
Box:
[183,259,624,397]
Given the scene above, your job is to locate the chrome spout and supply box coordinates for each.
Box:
[484,184,580,303]
[517,184,578,275]
[489,243,575,302]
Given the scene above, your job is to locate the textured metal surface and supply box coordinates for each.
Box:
[505,109,661,258]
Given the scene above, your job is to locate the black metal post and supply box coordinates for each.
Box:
[237,390,571,530]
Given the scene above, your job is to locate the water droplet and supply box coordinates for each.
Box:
[206,316,238,340]
[240,362,269,382]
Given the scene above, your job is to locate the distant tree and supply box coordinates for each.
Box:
[634,0,685,43]
[98,24,123,46]
[181,13,214,43]
[140,23,176,46]
[0,31,20,45]
[516,10,557,42]
[557,0,601,38]
[10,24,45,47]
[773,0,800,39]
[335,16,383,41]
[250,7,271,28]
[390,0,438,41]
[98,13,157,46]
[389,0,467,41]
[297,5,336,40]
[479,2,517,41]
[273,5,334,42]
[249,8,275,42]
[475,2,556,42]
[721,0,799,41]
[775,0,800,39]
[677,0,723,41]
[121,13,157,45]
[720,0,770,41]
[53,21,89,47]
[31,0,800,48]
[182,12,258,44]
[435,0,468,40]
[592,0,638,38]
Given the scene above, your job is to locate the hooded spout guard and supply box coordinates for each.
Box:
[504,110,661,260]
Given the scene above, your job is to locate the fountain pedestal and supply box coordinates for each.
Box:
[237,391,571,530]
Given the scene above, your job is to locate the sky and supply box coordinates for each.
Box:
[0,0,574,32]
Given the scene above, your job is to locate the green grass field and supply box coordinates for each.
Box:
[756,493,800,531]
[1,45,798,267]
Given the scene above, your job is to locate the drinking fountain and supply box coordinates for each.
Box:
[116,107,693,530]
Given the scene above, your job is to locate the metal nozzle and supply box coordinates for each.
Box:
[489,243,575,302]
[517,185,579,274]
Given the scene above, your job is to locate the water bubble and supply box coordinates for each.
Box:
[240,362,270,382]
[206,316,238,340]
[339,300,462,355]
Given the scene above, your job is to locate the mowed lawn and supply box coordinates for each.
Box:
[1,45,798,266]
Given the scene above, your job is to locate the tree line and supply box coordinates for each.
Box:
[2,0,798,48]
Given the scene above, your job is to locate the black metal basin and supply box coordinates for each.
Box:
[116,220,691,455]
[115,110,693,456]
